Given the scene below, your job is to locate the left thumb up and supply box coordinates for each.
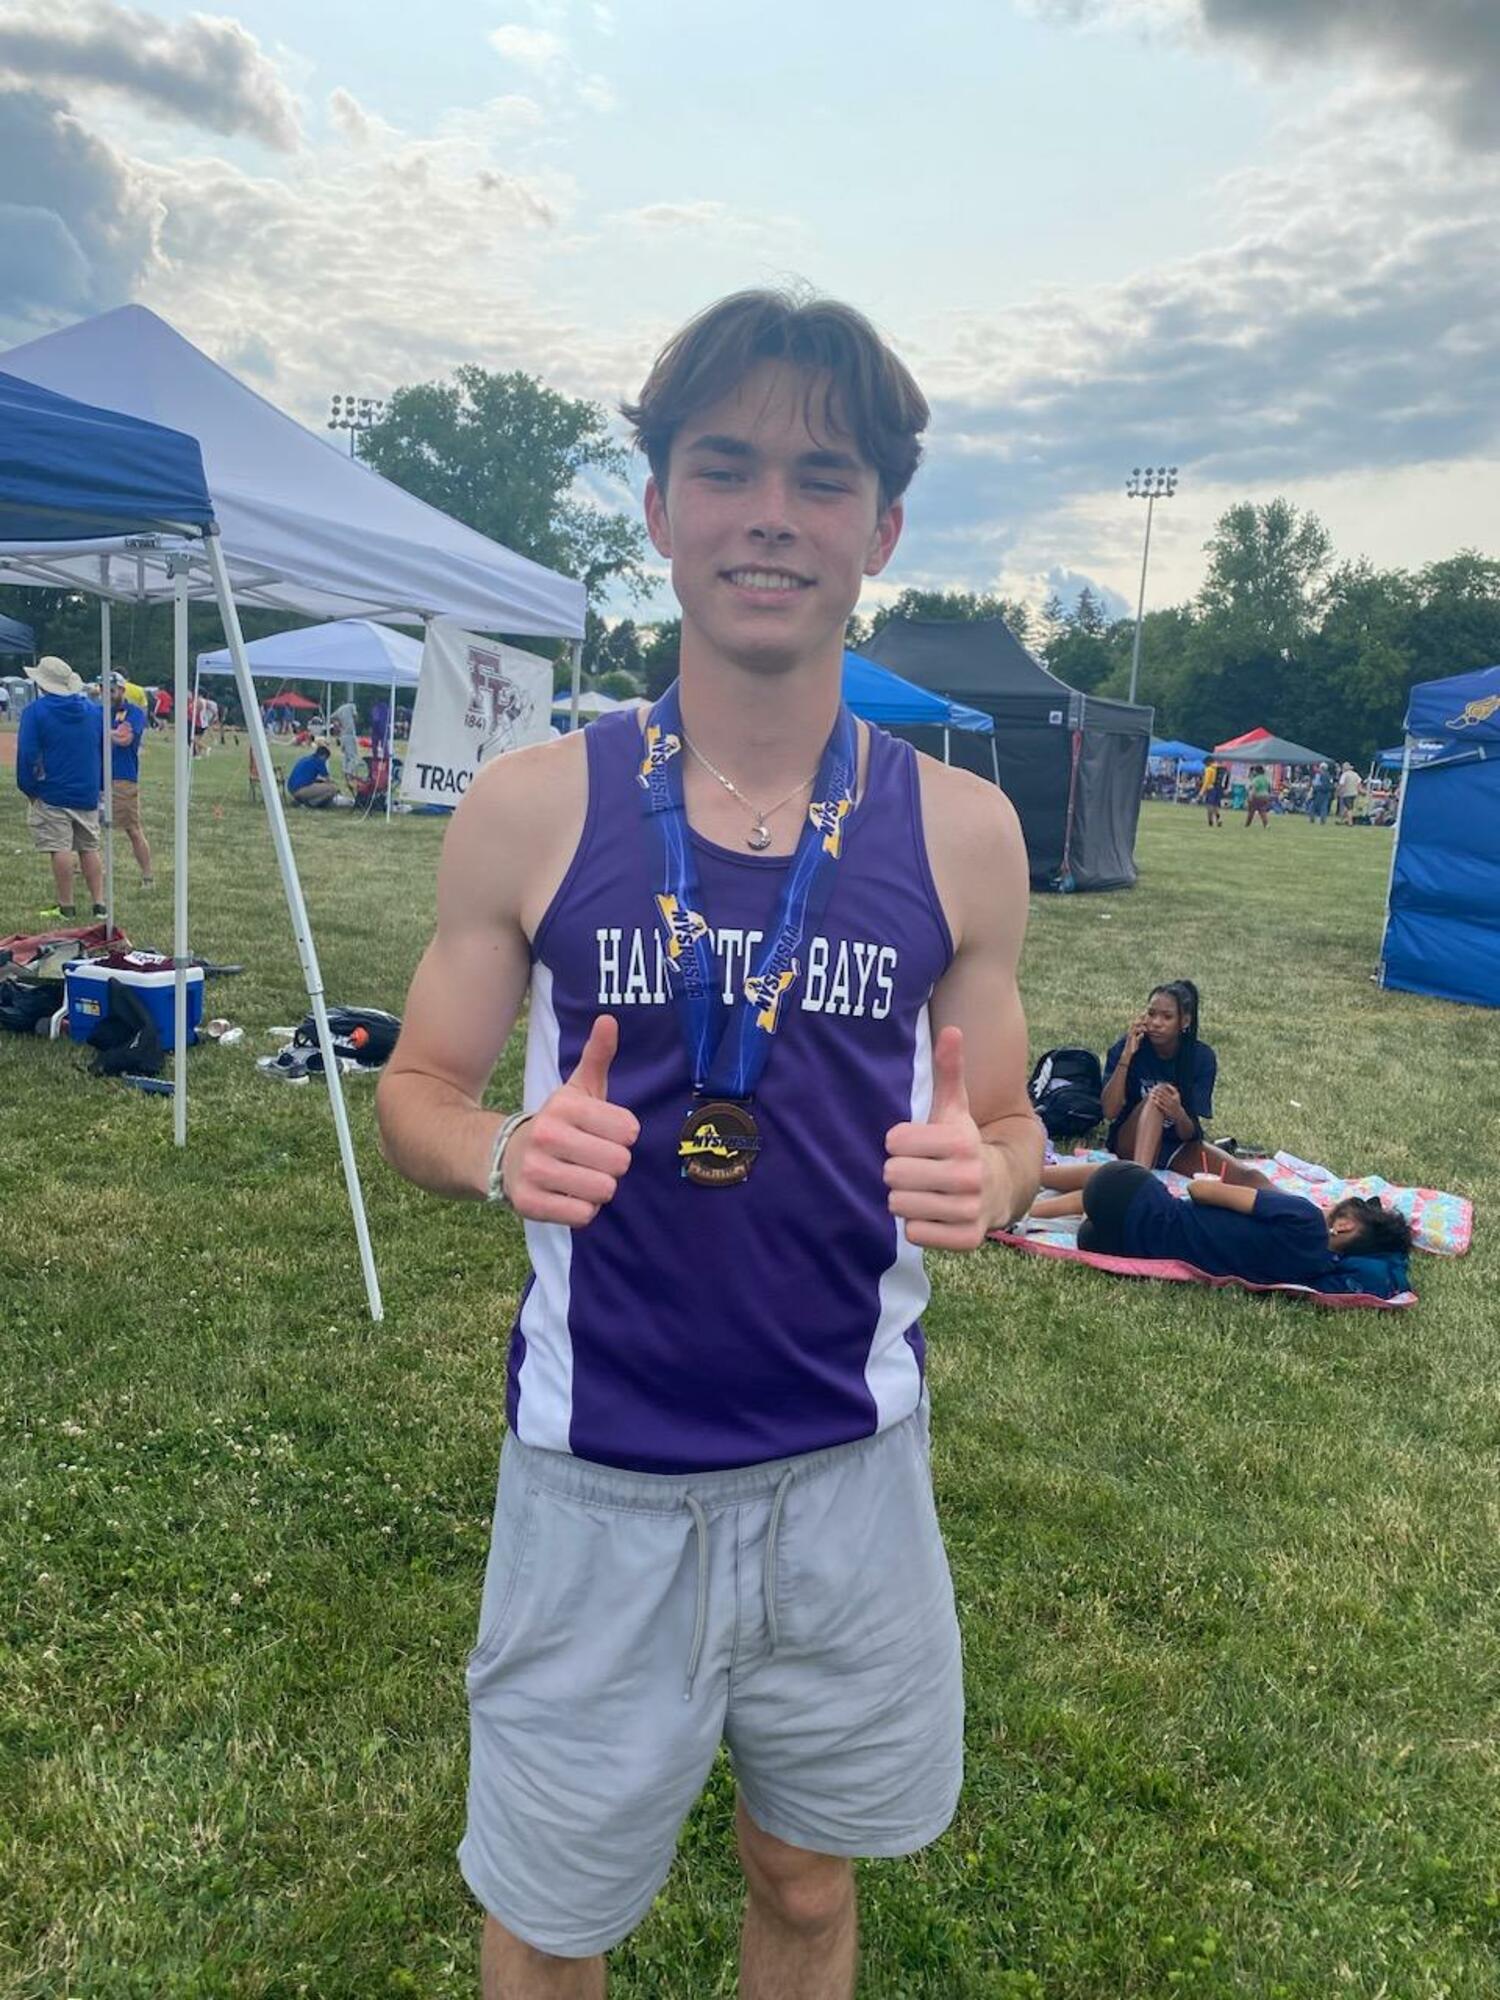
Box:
[929,1025,970,1123]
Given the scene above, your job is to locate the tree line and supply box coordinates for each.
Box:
[1042,501,1500,765]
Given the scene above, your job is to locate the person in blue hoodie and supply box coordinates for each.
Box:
[15,655,105,919]
[1030,1157,1413,1298]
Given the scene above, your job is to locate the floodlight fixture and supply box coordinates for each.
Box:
[1125,462,1182,704]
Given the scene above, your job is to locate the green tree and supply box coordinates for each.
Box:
[359,367,653,606]
[639,618,682,700]
[867,587,1032,644]
[1198,498,1333,656]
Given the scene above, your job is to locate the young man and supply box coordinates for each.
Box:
[15,654,104,919]
[109,674,155,890]
[1030,1153,1413,1297]
[377,290,1042,2000]
[285,738,339,808]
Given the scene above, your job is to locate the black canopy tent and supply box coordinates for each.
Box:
[861,617,1152,890]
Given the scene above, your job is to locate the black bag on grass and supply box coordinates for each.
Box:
[1028,1045,1104,1139]
[0,976,63,1034]
[86,979,164,1078]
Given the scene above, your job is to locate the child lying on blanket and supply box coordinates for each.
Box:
[1029,1155,1413,1299]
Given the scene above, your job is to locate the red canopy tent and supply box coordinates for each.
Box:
[265,690,317,710]
[1215,726,1272,751]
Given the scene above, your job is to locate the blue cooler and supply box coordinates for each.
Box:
[65,952,205,1048]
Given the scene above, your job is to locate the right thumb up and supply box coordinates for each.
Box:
[567,1013,619,1099]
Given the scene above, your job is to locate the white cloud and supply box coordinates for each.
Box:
[0,0,299,150]
[489,24,568,71]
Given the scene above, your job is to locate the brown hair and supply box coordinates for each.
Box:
[622,288,929,509]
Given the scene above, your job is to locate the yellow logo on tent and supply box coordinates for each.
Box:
[1447,693,1500,729]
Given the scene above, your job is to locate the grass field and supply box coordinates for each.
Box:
[2,729,1497,1999]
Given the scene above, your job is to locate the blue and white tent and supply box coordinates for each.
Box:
[0,611,35,656]
[1379,664,1500,1010]
[0,364,383,1316]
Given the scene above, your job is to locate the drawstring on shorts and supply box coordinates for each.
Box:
[679,1467,797,1701]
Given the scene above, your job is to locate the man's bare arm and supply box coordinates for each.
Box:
[376,735,640,1225]
[375,754,542,1199]
[885,765,1044,1245]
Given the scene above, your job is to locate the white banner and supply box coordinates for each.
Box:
[402,625,554,806]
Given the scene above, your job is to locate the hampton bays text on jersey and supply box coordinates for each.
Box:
[595,926,899,1018]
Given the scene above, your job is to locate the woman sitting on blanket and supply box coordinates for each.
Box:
[1029,1158,1413,1298]
[1101,978,1216,1170]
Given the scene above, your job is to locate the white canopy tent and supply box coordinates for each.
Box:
[1,309,588,1322]
[0,306,586,634]
[196,619,423,821]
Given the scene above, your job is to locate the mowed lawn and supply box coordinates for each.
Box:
[2,730,1497,1999]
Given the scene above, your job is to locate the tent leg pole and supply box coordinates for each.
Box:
[568,639,582,733]
[189,647,204,803]
[99,575,114,935]
[386,666,396,825]
[204,535,384,1323]
[991,738,1000,788]
[1377,739,1414,988]
[172,570,190,1146]
[943,726,951,767]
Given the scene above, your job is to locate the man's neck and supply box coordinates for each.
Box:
[676,637,844,792]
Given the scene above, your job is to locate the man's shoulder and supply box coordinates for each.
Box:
[460,727,590,826]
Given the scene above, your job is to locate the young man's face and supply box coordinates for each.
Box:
[645,359,902,674]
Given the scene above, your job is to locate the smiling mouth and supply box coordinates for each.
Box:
[722,568,813,593]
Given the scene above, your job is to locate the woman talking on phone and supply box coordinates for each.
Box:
[1100,979,1216,1170]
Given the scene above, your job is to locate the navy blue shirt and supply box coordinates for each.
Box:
[1119,1182,1407,1297]
[1104,1034,1217,1166]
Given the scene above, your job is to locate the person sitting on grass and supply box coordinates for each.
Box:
[286,738,339,809]
[1029,1155,1414,1299]
[1101,978,1216,1170]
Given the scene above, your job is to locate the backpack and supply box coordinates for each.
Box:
[291,1006,401,1068]
[0,976,64,1035]
[1028,1045,1104,1139]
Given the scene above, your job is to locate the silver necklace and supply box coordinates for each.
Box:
[682,733,818,850]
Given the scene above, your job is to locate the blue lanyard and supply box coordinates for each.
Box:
[636,680,857,1100]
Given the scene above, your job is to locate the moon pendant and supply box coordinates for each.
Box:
[747,823,772,851]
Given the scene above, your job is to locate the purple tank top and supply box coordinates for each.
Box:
[507,708,953,1473]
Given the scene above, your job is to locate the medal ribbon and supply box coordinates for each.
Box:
[636,679,857,1102]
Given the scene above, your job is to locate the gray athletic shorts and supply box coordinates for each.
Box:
[459,1399,964,1958]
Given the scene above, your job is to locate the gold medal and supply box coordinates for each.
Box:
[678,1100,760,1187]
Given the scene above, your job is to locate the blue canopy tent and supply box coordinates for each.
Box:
[1379,664,1500,1009]
[1150,735,1207,766]
[0,367,383,1315]
[0,610,35,656]
[841,651,998,780]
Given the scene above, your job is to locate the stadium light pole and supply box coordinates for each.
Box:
[1126,464,1178,707]
[327,392,387,459]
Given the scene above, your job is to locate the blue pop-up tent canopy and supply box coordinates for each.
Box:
[1379,663,1500,1009]
[0,610,34,655]
[1149,736,1207,774]
[0,367,214,542]
[0,360,384,1319]
[842,651,993,734]
[842,650,998,781]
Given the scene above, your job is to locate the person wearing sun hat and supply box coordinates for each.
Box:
[15,655,106,919]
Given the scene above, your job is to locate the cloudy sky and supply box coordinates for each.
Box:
[1,0,1496,621]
